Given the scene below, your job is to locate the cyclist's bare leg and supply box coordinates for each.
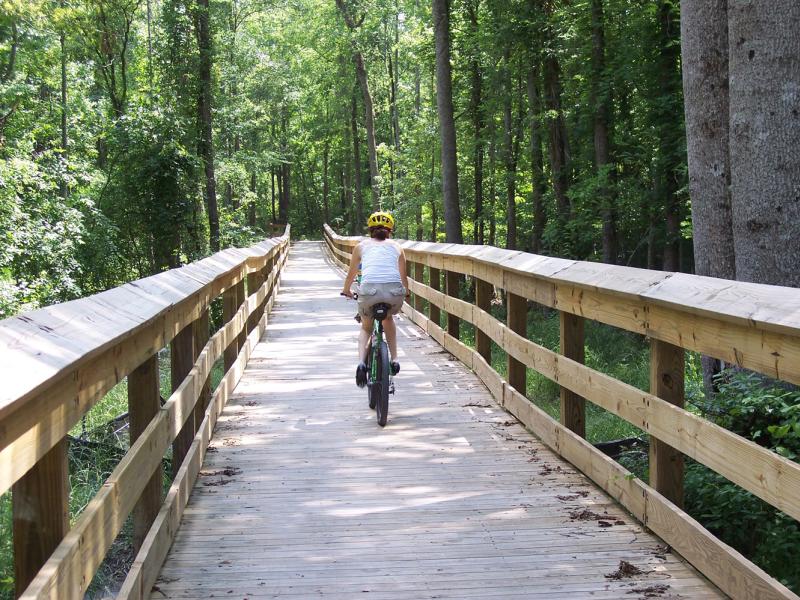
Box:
[383,316,398,361]
[359,316,374,363]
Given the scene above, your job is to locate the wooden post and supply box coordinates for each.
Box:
[429,266,441,327]
[507,292,527,393]
[445,270,460,339]
[246,271,261,334]
[235,278,246,352]
[194,308,211,416]
[12,440,69,597]
[560,311,586,438]
[475,277,492,363]
[223,285,238,372]
[649,339,685,508]
[129,354,162,554]
[413,262,424,312]
[171,322,196,478]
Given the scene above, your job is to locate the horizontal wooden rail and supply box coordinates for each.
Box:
[1,226,290,598]
[323,224,799,600]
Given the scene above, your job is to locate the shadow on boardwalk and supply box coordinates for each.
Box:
[153,241,722,600]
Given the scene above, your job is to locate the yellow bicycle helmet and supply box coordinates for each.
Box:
[367,211,395,231]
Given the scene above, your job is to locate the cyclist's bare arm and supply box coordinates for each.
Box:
[342,243,363,298]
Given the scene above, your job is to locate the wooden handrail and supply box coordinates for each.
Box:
[0,226,290,598]
[324,224,799,600]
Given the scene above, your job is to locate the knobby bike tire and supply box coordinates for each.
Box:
[376,342,390,427]
[366,341,376,409]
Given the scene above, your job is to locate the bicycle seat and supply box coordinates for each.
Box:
[371,303,391,321]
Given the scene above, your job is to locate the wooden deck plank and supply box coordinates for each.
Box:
[154,241,722,600]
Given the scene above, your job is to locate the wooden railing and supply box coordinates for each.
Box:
[324,224,800,600]
[0,226,290,599]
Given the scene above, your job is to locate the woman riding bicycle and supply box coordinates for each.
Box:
[341,211,410,387]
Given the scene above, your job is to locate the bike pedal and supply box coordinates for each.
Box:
[389,382,395,394]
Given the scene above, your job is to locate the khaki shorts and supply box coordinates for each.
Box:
[357,282,406,318]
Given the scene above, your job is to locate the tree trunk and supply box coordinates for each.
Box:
[729,0,800,286]
[195,0,219,251]
[487,115,497,247]
[502,50,518,250]
[353,53,381,209]
[543,51,570,221]
[527,65,546,254]
[59,2,68,200]
[322,140,330,224]
[279,162,290,223]
[351,91,364,232]
[432,0,463,244]
[271,166,276,224]
[591,0,617,264]
[467,0,484,245]
[248,172,256,227]
[681,0,734,280]
[655,0,683,272]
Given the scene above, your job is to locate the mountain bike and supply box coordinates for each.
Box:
[364,302,394,427]
[342,293,394,427]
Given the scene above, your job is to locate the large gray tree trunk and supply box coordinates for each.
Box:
[681,0,735,281]
[681,0,735,394]
[729,0,800,287]
[432,0,464,244]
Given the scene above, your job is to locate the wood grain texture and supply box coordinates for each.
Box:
[559,311,586,439]
[16,235,290,600]
[154,242,724,600]
[128,355,162,554]
[324,225,800,385]
[649,339,685,508]
[12,439,69,597]
[402,274,800,523]
[0,229,289,497]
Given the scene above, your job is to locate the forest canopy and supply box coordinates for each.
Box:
[1,0,798,320]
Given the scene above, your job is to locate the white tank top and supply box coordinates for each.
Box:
[361,241,401,283]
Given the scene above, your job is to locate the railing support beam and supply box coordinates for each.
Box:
[413,262,424,312]
[475,277,492,363]
[171,322,196,478]
[560,311,586,438]
[129,354,162,554]
[445,271,460,339]
[429,267,441,327]
[12,440,69,598]
[507,293,527,393]
[649,339,685,508]
[223,285,238,372]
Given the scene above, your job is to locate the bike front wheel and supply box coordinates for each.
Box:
[375,342,390,427]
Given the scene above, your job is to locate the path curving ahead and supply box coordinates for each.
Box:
[154,241,722,599]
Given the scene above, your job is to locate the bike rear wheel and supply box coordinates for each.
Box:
[366,341,376,409]
[375,342,390,427]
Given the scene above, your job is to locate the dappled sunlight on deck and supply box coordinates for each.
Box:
[154,241,723,599]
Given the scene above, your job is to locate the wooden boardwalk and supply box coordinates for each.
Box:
[154,242,722,600]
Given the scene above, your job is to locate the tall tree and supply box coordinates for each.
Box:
[195,0,220,251]
[653,0,684,271]
[432,0,463,243]
[681,0,734,280]
[466,0,484,245]
[590,0,616,263]
[527,64,546,253]
[728,0,800,287]
[335,0,381,209]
